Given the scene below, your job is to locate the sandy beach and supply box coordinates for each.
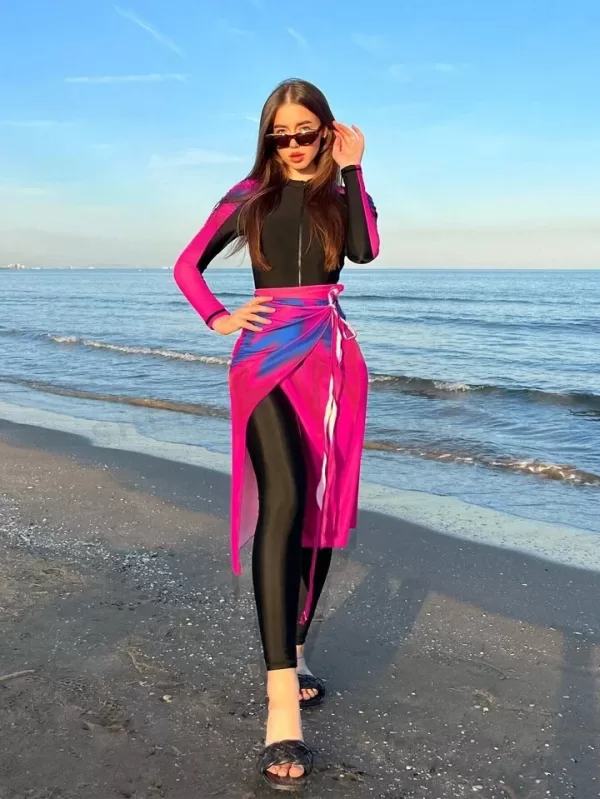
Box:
[1,417,599,799]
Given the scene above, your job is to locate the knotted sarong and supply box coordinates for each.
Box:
[228,283,368,621]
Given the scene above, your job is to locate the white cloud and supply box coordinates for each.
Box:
[148,148,244,168]
[352,34,389,58]
[287,27,309,50]
[0,120,59,128]
[114,5,185,58]
[431,62,460,73]
[389,64,411,82]
[217,18,252,36]
[65,74,188,84]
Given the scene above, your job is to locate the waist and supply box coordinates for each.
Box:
[254,283,345,303]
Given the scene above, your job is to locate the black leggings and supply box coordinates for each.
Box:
[246,386,332,671]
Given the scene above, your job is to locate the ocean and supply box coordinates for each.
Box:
[1,267,599,536]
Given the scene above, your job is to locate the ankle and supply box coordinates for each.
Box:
[267,668,300,703]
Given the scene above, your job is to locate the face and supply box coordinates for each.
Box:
[270,102,325,175]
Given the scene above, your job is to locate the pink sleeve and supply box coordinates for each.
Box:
[173,200,240,328]
[339,165,379,263]
[354,167,380,259]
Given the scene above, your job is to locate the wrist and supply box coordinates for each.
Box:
[340,163,362,174]
[211,317,229,335]
[207,309,229,330]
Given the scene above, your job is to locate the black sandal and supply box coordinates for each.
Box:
[299,674,326,709]
[259,739,313,791]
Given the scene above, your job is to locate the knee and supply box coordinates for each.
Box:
[264,476,302,530]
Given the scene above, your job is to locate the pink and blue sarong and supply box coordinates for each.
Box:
[228,283,368,621]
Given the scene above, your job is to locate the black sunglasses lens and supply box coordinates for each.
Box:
[271,134,292,148]
[295,130,320,146]
[269,129,320,148]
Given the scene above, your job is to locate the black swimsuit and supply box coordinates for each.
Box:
[174,165,379,669]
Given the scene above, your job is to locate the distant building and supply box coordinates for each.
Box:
[4,263,26,269]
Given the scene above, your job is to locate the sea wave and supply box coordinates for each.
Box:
[3,377,228,418]
[368,372,600,411]
[2,326,599,413]
[342,292,593,307]
[379,313,599,333]
[364,439,600,486]
[0,328,231,366]
[45,334,232,366]
[3,376,599,488]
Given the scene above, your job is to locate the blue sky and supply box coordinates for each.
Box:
[1,0,599,267]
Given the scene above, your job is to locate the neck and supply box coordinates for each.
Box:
[286,163,317,182]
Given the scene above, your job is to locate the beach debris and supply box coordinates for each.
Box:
[0,669,35,682]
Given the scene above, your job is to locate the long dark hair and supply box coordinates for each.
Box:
[230,78,345,271]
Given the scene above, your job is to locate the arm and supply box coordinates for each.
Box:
[173,198,241,328]
[340,165,380,264]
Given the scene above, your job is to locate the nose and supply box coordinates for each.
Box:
[289,137,300,149]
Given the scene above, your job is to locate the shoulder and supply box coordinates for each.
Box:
[205,178,258,228]
[222,178,259,204]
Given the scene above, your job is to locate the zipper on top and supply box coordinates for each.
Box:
[297,184,305,286]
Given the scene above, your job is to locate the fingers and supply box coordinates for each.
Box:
[333,125,352,145]
[351,125,365,143]
[246,296,275,311]
[245,312,272,325]
[240,321,263,332]
[334,122,364,151]
[234,311,271,328]
[233,297,275,332]
[334,121,358,141]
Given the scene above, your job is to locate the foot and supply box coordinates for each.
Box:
[265,669,305,780]
[296,645,319,703]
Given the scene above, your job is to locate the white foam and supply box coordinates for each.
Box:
[45,334,231,366]
[0,399,230,472]
[359,482,600,572]
[1,399,599,572]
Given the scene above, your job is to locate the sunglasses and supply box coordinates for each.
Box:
[266,127,322,149]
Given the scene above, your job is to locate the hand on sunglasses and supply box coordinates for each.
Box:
[212,296,275,335]
[332,122,365,169]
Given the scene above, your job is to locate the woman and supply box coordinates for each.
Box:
[174,78,379,790]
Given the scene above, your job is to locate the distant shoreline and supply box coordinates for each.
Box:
[2,265,599,271]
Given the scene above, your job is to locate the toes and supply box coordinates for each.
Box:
[267,763,305,779]
[274,765,287,777]
[300,688,318,701]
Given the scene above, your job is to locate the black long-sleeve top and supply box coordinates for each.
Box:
[173,164,379,327]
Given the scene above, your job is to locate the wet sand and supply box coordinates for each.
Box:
[0,417,599,799]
